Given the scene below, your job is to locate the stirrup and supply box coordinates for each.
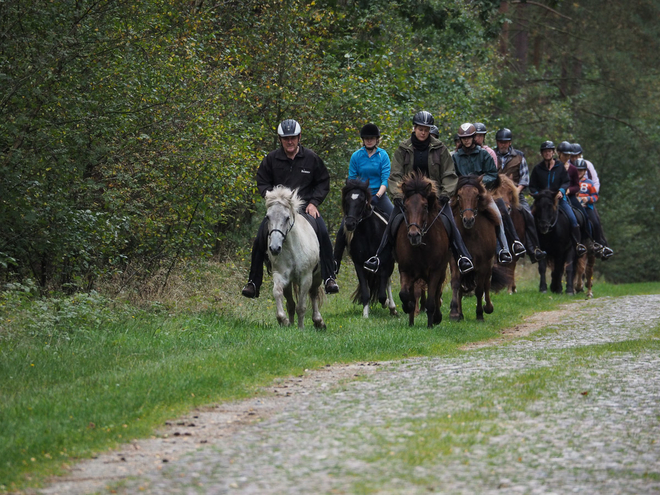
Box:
[592,242,603,254]
[364,256,380,273]
[512,240,526,256]
[457,256,474,274]
[534,247,546,261]
[498,250,513,264]
[601,246,614,259]
[241,281,258,299]
[576,243,587,257]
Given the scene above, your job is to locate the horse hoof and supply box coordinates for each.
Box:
[390,308,399,317]
[484,305,494,314]
[450,314,463,322]
[314,321,326,330]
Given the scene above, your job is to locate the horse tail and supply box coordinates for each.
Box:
[490,263,513,293]
[351,272,380,305]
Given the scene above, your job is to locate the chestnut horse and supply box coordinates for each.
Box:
[394,173,451,327]
[491,174,525,294]
[449,175,499,321]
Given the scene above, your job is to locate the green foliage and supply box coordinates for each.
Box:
[492,0,660,282]
[1,0,500,291]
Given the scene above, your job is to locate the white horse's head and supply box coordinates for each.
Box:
[265,186,303,256]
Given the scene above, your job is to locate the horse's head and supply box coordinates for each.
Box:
[265,186,301,256]
[533,189,559,235]
[399,172,438,246]
[491,174,518,214]
[453,175,485,230]
[341,179,371,232]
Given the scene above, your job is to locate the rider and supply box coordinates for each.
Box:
[241,119,339,298]
[348,123,393,217]
[528,141,587,257]
[575,158,614,259]
[494,127,546,262]
[363,111,475,275]
[452,123,520,264]
[473,122,497,163]
[573,143,600,192]
[559,141,593,250]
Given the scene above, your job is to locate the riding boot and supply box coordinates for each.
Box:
[440,206,474,274]
[572,225,587,257]
[496,222,513,264]
[365,206,402,273]
[521,207,546,262]
[495,198,525,257]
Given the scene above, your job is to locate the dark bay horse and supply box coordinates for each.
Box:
[491,174,525,294]
[394,172,451,327]
[449,175,498,321]
[333,179,397,318]
[532,190,576,294]
[575,241,596,298]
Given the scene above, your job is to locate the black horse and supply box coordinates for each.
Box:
[334,179,398,318]
[533,190,576,294]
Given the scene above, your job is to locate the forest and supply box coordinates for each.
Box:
[2,0,659,292]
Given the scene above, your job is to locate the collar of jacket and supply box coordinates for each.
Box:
[456,145,481,156]
[400,137,443,152]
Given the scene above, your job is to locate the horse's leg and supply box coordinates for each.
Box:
[426,272,444,328]
[449,259,463,322]
[354,266,371,318]
[538,258,548,293]
[484,269,494,314]
[551,255,565,294]
[310,269,325,329]
[385,278,398,316]
[399,272,415,317]
[586,253,595,298]
[296,274,313,329]
[565,250,576,295]
[475,278,485,321]
[273,274,290,326]
[509,261,517,294]
[574,254,586,293]
[284,284,295,325]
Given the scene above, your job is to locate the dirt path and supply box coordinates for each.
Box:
[39,295,660,494]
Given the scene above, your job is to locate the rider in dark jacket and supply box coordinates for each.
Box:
[529,141,587,257]
[242,119,339,298]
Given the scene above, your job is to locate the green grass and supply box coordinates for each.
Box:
[1,261,659,492]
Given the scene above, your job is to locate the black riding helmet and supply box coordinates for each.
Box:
[412,111,434,127]
[495,128,513,141]
[574,158,588,170]
[474,122,488,134]
[429,125,440,138]
[540,141,555,151]
[570,143,582,155]
[557,141,572,154]
[360,123,380,138]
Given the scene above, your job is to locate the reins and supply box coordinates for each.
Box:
[402,196,447,240]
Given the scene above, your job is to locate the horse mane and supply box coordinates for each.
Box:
[491,174,520,209]
[398,171,438,208]
[265,185,304,214]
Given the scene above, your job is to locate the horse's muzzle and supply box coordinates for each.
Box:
[344,219,358,231]
[269,245,282,256]
[462,216,475,229]
[408,231,423,246]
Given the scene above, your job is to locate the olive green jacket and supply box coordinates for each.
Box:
[388,136,457,199]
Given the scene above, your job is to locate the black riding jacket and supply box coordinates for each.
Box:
[529,159,570,198]
[256,145,330,207]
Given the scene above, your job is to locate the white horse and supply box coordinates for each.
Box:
[265,186,325,329]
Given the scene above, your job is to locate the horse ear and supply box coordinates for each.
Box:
[424,181,433,197]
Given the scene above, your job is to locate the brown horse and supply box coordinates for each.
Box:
[394,172,451,327]
[449,175,499,321]
[491,174,525,294]
[574,240,596,298]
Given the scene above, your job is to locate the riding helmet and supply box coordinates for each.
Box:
[360,123,380,138]
[474,122,488,134]
[574,158,588,170]
[495,128,513,141]
[540,140,555,151]
[412,111,434,127]
[457,123,476,138]
[429,125,440,138]
[557,141,572,154]
[571,143,583,155]
[277,119,302,137]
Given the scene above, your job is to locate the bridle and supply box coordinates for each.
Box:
[402,195,447,240]
[267,211,295,242]
[344,193,373,226]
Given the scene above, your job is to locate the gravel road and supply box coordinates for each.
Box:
[41,294,660,494]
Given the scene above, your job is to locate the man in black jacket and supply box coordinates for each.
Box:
[242,119,339,298]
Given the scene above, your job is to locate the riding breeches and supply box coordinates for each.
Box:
[490,198,512,255]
